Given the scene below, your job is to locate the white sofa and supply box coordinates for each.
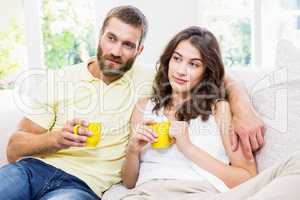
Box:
[1,39,300,199]
[0,91,24,165]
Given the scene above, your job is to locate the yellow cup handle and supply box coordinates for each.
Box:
[73,124,81,135]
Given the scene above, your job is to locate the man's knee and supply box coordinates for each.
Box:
[0,163,26,183]
[0,163,30,199]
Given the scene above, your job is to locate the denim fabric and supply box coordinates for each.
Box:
[0,158,101,200]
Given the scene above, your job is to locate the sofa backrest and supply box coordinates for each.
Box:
[227,39,300,172]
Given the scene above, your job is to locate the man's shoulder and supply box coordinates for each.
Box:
[48,61,88,83]
[131,63,156,82]
[32,62,88,100]
[130,63,155,97]
[132,63,155,73]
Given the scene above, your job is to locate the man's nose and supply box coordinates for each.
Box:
[110,43,122,57]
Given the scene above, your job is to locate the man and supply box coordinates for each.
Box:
[0,5,264,200]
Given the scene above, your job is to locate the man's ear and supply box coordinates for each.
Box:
[137,45,144,56]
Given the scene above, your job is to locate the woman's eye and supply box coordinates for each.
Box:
[173,56,181,62]
[190,62,199,68]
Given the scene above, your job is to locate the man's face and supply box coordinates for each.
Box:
[97,17,143,77]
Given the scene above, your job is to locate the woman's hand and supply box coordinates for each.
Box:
[169,121,191,152]
[128,120,157,154]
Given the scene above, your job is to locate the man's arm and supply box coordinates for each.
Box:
[6,117,89,163]
[224,74,265,159]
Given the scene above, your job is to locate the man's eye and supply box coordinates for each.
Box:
[124,44,134,50]
[108,36,116,41]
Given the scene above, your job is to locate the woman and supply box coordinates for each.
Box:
[120,26,257,199]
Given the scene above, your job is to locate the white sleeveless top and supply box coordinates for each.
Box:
[136,100,230,192]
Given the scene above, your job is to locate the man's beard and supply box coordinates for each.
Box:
[97,46,136,78]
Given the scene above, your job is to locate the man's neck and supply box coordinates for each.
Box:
[88,60,120,85]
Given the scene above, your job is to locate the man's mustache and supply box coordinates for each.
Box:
[103,55,122,64]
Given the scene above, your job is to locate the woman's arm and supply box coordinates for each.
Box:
[121,148,141,189]
[170,101,257,189]
[121,98,156,189]
[214,100,257,186]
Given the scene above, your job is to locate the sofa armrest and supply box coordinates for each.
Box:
[0,91,24,164]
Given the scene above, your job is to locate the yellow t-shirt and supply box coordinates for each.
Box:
[24,58,155,196]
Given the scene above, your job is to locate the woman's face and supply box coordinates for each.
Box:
[168,40,204,95]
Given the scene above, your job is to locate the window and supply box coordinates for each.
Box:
[277,0,300,45]
[261,0,300,68]
[8,0,297,76]
[0,0,27,89]
[198,0,253,68]
[41,0,96,69]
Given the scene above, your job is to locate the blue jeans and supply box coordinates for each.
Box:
[0,158,101,200]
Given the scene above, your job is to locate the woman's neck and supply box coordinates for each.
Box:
[163,92,188,120]
[168,92,188,110]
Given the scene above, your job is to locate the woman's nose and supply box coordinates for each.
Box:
[176,63,188,76]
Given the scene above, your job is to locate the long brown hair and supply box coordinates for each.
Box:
[151,26,226,122]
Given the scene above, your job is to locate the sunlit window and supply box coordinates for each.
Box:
[198,0,253,68]
[261,0,300,67]
[278,0,300,47]
[41,0,96,69]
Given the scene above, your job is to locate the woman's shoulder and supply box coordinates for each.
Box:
[136,97,150,106]
[135,97,159,118]
[135,97,152,111]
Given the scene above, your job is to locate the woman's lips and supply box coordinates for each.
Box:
[173,76,187,84]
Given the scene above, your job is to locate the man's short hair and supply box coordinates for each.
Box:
[101,5,148,46]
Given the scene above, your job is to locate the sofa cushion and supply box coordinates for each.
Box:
[254,39,300,171]
[102,183,129,200]
[275,39,300,82]
[254,80,300,171]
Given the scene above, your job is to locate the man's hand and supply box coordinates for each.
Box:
[52,118,92,149]
[231,111,265,159]
[224,74,265,160]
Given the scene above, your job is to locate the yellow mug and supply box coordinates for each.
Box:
[73,122,101,147]
[148,121,172,149]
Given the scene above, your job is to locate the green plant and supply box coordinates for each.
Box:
[42,0,96,69]
[218,18,251,68]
